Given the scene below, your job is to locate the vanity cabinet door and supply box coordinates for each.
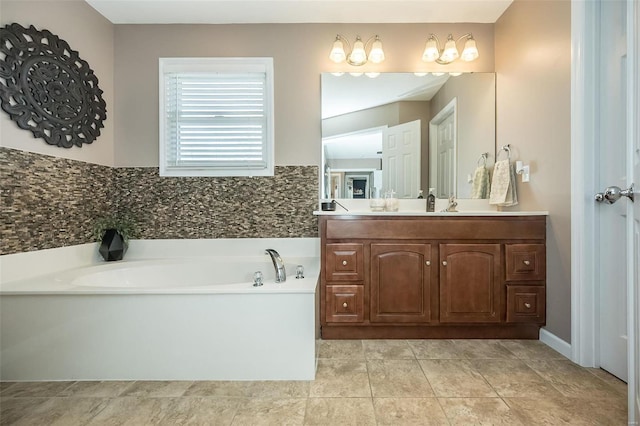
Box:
[370,244,433,323]
[439,244,501,323]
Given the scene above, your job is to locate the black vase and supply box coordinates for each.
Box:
[99,228,128,261]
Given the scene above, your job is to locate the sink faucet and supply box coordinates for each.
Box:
[442,196,458,212]
[265,249,286,283]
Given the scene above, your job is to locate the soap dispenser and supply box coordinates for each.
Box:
[426,188,436,212]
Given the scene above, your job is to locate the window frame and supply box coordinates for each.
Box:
[158,57,274,177]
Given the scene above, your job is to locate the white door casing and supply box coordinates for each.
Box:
[429,98,457,199]
[627,0,639,419]
[382,120,421,198]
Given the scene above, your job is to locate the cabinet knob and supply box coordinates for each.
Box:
[425,260,431,266]
[342,302,348,308]
[342,260,347,266]
[442,261,448,266]
[523,260,531,266]
[524,302,532,309]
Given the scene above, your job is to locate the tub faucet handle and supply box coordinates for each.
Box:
[253,271,264,287]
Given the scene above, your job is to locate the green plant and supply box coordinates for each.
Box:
[92,216,136,243]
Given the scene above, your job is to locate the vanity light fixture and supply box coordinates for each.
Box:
[421,33,479,65]
[329,34,385,66]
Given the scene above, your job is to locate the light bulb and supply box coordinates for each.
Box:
[329,36,346,63]
[368,36,385,63]
[440,35,459,63]
[461,36,479,61]
[348,37,367,66]
[422,36,439,62]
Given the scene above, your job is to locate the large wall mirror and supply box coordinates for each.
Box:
[321,72,496,200]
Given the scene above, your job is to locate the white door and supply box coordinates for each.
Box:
[429,99,457,199]
[574,0,639,421]
[382,120,421,198]
[597,0,629,381]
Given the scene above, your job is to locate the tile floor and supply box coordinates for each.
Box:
[0,339,628,425]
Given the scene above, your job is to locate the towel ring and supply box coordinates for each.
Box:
[497,144,511,161]
[477,152,489,167]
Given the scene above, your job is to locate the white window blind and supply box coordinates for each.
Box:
[159,58,274,177]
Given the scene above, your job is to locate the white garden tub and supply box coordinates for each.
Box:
[0,239,319,381]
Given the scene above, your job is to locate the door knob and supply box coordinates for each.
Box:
[595,184,634,204]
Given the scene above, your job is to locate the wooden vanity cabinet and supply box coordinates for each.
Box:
[319,215,547,339]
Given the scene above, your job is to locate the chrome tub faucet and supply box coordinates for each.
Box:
[265,249,286,283]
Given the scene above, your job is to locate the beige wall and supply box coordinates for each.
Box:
[495,0,572,341]
[0,0,115,166]
[114,23,495,167]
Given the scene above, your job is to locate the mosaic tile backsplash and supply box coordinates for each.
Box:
[1,147,319,255]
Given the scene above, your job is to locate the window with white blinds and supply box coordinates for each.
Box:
[159,58,274,177]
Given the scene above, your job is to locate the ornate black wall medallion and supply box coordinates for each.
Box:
[0,23,107,148]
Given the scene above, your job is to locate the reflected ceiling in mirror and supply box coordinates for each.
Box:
[322,73,449,119]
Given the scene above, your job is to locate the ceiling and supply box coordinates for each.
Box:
[85,0,513,24]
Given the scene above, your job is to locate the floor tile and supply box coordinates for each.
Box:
[0,382,17,393]
[184,381,253,397]
[452,339,518,359]
[0,381,75,398]
[243,381,310,398]
[367,359,434,397]
[586,367,628,396]
[362,340,415,360]
[472,359,562,398]
[505,396,628,425]
[309,359,370,397]
[0,397,50,425]
[304,397,376,426]
[120,381,193,398]
[373,397,448,425]
[317,340,365,360]
[419,359,497,397]
[59,381,134,397]
[497,340,566,360]
[12,397,109,426]
[439,397,524,425]
[86,397,175,425]
[408,339,465,359]
[157,397,240,425]
[230,398,306,426]
[526,359,623,399]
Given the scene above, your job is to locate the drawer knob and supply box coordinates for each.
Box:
[342,260,348,266]
[343,302,348,308]
[524,302,532,308]
[523,260,531,266]
[425,260,431,266]
[442,261,448,266]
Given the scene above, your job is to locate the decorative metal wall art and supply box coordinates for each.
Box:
[0,23,107,148]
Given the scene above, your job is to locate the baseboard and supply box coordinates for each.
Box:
[539,328,572,359]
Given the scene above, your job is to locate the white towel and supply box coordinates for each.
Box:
[489,159,518,206]
[471,166,491,199]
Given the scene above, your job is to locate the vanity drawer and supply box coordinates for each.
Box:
[325,285,364,323]
[325,243,364,282]
[506,285,545,323]
[505,244,546,281]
